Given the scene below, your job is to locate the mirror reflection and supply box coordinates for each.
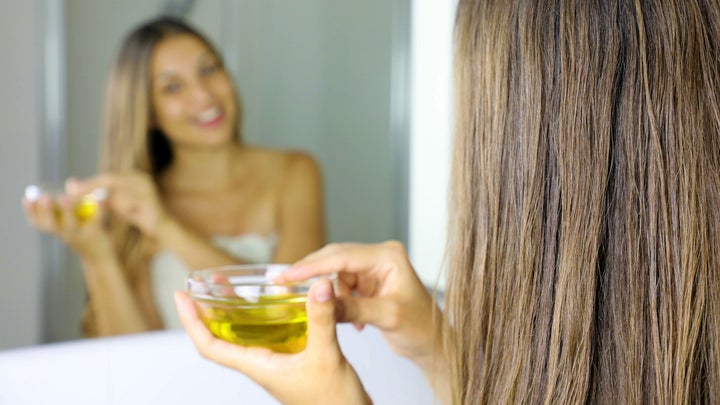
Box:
[26,15,327,338]
[5,0,407,348]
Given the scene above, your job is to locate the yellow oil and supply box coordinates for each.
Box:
[74,196,100,222]
[198,294,308,354]
[52,195,100,223]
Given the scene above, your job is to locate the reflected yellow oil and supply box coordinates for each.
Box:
[75,196,100,221]
[52,195,100,223]
[197,294,308,354]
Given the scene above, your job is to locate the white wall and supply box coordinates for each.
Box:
[0,1,43,349]
[408,0,456,290]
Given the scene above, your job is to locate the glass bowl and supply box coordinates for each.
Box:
[187,264,332,354]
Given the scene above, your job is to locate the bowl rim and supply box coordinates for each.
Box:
[187,263,336,288]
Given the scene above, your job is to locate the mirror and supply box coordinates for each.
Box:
[9,0,409,347]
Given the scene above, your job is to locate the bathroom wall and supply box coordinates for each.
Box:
[0,0,43,349]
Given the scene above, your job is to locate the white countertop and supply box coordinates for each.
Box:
[0,325,435,405]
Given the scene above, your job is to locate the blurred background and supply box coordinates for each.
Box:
[0,0,455,350]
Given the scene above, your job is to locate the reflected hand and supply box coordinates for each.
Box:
[175,279,372,405]
[75,172,170,238]
[274,241,440,367]
[22,180,113,260]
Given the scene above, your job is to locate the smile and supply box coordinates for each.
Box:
[196,106,223,125]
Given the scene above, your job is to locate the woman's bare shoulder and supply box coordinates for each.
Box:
[240,146,321,181]
[283,150,322,187]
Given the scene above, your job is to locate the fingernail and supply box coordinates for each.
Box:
[313,280,332,302]
[272,266,300,283]
[265,264,290,280]
[174,292,189,315]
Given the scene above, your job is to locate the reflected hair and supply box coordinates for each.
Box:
[445,0,720,403]
[100,16,241,176]
[83,16,240,335]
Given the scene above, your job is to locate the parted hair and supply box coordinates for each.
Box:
[445,0,720,403]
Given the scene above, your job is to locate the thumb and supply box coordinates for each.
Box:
[305,278,340,352]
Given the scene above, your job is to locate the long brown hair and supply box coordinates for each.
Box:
[83,16,241,335]
[445,0,720,403]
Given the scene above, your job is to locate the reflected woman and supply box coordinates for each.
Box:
[22,16,325,336]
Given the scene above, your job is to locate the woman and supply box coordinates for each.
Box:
[23,16,325,337]
[177,1,720,404]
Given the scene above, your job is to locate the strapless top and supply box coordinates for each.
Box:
[150,233,279,329]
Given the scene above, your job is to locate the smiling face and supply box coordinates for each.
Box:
[150,34,237,148]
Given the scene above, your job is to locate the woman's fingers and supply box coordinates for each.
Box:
[176,282,369,404]
[71,173,118,195]
[108,188,139,217]
[30,196,60,232]
[56,195,79,228]
[305,278,341,352]
[277,241,405,283]
[176,280,343,360]
[21,198,43,228]
[176,285,345,387]
[336,296,401,330]
[174,291,274,374]
[176,290,227,357]
[175,290,213,348]
[273,241,418,334]
[72,172,166,236]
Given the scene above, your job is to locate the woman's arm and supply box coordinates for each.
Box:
[22,189,160,336]
[273,152,326,263]
[76,173,243,270]
[153,218,247,268]
[80,248,162,336]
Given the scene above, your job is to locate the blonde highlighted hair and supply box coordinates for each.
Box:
[445,0,720,403]
[83,16,240,335]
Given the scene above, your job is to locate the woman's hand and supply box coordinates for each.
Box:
[22,181,114,261]
[274,241,440,368]
[175,279,372,405]
[75,172,171,238]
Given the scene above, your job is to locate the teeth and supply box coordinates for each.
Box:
[197,107,221,123]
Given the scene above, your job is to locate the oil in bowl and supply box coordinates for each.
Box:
[187,265,325,354]
[194,293,308,353]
